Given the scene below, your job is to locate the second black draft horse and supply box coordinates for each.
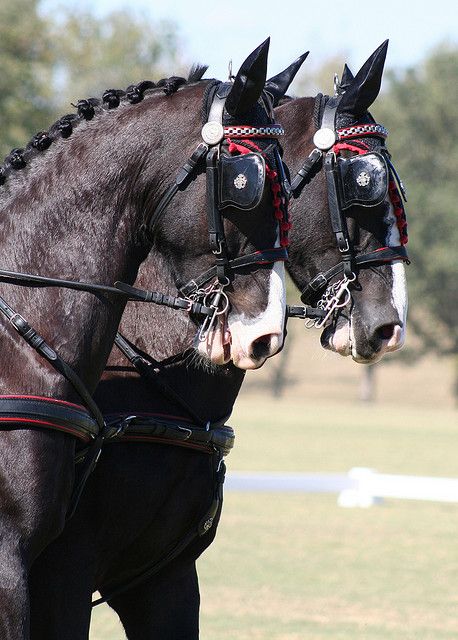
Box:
[29,41,409,639]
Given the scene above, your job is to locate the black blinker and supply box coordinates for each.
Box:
[219,153,266,211]
[337,152,389,209]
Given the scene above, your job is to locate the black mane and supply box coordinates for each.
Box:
[0,64,209,186]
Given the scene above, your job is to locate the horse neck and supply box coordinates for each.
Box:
[96,248,245,424]
[0,85,205,399]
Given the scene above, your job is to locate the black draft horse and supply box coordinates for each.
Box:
[29,42,409,639]
[0,40,291,640]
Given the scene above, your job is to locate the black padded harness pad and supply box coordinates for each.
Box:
[219,153,266,211]
[0,395,99,441]
[338,152,388,210]
[106,414,235,457]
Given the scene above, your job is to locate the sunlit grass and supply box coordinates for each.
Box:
[90,396,458,639]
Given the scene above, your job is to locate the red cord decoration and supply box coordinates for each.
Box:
[333,139,408,245]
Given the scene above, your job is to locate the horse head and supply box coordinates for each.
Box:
[139,39,289,370]
[274,41,409,364]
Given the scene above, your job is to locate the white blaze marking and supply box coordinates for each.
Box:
[228,261,286,366]
[384,198,402,246]
[384,198,408,333]
[390,261,408,344]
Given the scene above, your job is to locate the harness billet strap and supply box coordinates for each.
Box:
[105,413,235,457]
[0,395,98,441]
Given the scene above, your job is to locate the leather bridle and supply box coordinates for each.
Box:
[0,81,291,504]
[286,93,409,328]
[121,80,290,341]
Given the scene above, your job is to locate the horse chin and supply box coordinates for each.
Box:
[321,318,406,364]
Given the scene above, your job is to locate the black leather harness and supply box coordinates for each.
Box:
[0,82,290,516]
[287,94,409,325]
[92,93,410,606]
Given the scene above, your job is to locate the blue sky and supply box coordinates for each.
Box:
[43,0,458,84]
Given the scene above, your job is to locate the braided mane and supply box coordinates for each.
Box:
[0,64,209,186]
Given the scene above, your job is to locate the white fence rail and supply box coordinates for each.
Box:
[226,468,458,507]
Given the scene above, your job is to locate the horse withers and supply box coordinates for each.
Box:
[0,39,288,640]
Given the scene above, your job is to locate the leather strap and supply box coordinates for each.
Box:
[106,414,235,457]
[0,395,98,442]
[179,246,288,298]
[145,142,208,237]
[113,282,214,317]
[321,95,342,131]
[0,294,105,430]
[300,246,409,304]
[290,148,322,196]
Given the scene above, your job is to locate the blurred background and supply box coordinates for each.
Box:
[1,0,456,637]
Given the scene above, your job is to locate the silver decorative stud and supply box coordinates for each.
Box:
[333,73,341,96]
[313,127,336,151]
[202,518,213,532]
[234,174,247,189]
[356,171,371,187]
[201,121,224,145]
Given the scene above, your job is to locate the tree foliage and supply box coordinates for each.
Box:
[0,3,183,158]
[373,45,458,364]
[0,0,54,155]
[49,10,183,111]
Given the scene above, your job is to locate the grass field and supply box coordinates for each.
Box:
[90,390,458,639]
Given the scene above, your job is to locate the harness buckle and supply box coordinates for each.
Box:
[106,414,137,439]
[336,232,350,253]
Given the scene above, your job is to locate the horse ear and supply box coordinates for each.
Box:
[265,52,309,106]
[225,38,270,117]
[340,64,354,91]
[338,40,388,115]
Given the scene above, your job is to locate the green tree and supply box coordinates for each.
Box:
[49,10,183,111]
[0,0,54,157]
[373,45,458,394]
[0,4,182,158]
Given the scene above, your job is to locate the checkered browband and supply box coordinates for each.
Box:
[223,124,284,138]
[337,123,388,141]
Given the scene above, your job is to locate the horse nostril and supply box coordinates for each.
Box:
[250,334,273,360]
[376,324,396,340]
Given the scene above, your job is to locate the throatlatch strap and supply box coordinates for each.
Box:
[0,395,99,442]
